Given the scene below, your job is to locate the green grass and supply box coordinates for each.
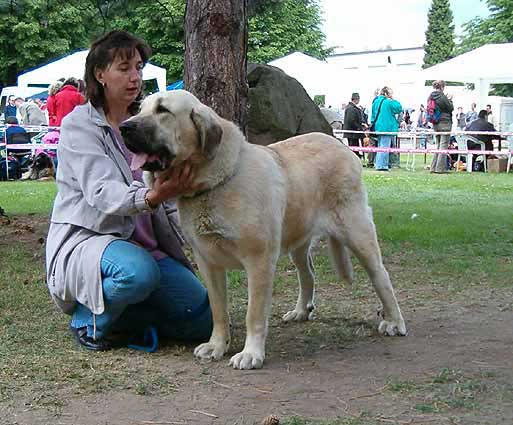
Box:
[1,165,513,421]
[386,368,492,415]
[0,180,57,215]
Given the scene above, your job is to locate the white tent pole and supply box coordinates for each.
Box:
[477,79,490,109]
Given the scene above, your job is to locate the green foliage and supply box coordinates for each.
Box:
[111,0,186,82]
[423,0,455,68]
[313,94,325,106]
[248,0,331,63]
[0,0,329,87]
[0,0,93,85]
[458,0,513,53]
[458,0,513,96]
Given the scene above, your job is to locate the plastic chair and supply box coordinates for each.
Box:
[455,134,487,173]
[506,124,513,173]
[7,132,33,172]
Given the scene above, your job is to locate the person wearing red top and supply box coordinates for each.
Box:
[52,77,85,126]
[46,80,64,126]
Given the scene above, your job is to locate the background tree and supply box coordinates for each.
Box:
[0,0,328,89]
[112,1,186,82]
[248,0,331,63]
[423,0,455,68]
[0,0,92,86]
[184,0,248,131]
[458,0,513,96]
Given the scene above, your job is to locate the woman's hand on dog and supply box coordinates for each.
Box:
[146,162,202,206]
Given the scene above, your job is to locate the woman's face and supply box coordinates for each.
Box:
[96,49,143,110]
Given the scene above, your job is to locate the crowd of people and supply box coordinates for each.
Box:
[333,80,502,173]
[3,77,85,128]
[2,77,86,178]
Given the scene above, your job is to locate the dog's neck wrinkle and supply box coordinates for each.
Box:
[185,120,244,198]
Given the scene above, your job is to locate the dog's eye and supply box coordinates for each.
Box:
[156,103,170,114]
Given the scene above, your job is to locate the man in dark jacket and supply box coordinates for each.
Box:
[465,109,498,152]
[4,96,17,119]
[343,92,366,158]
[429,80,453,173]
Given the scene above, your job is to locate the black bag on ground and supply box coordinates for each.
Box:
[472,159,485,172]
[0,155,22,180]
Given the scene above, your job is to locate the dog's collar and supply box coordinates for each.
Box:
[181,165,237,199]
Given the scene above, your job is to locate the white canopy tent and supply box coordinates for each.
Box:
[17,50,167,92]
[269,52,331,99]
[421,43,513,107]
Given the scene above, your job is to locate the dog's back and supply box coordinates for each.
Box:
[267,133,366,252]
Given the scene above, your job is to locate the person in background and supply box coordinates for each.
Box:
[485,104,497,129]
[14,97,47,126]
[4,116,29,144]
[51,77,86,126]
[47,79,65,126]
[365,88,382,168]
[4,95,18,119]
[371,86,402,171]
[456,106,466,131]
[428,80,453,174]
[465,109,499,152]
[34,98,47,111]
[45,30,212,352]
[416,104,428,128]
[465,102,477,126]
[343,92,366,158]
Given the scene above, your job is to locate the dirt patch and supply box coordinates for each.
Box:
[1,216,513,425]
[0,214,48,246]
[4,300,513,424]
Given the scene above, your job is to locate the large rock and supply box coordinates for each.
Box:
[247,63,333,146]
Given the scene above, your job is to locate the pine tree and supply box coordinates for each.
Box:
[423,0,455,68]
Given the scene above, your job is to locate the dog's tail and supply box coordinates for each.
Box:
[328,236,353,286]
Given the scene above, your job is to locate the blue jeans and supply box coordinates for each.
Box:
[376,135,393,170]
[71,240,212,342]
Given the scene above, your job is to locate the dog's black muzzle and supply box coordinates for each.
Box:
[120,120,175,171]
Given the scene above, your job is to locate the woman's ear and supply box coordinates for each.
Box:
[94,67,104,86]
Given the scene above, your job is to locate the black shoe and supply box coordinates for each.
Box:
[70,327,112,351]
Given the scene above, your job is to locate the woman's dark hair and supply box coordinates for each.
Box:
[6,116,19,125]
[478,110,487,119]
[85,30,151,114]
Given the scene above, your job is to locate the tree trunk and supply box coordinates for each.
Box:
[184,0,248,134]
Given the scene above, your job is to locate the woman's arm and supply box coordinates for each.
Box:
[59,118,149,216]
[390,99,403,114]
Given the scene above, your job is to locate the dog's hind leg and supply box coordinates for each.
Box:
[328,236,354,286]
[283,241,315,322]
[342,206,407,336]
[193,255,231,361]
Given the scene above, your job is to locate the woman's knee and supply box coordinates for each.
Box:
[101,241,161,305]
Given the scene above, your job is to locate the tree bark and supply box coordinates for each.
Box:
[184,0,248,134]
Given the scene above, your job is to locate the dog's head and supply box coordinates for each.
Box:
[33,152,53,171]
[120,90,223,172]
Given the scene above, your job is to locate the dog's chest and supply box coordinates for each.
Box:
[179,196,238,242]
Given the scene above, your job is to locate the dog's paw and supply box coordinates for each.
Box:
[378,319,407,336]
[282,303,314,322]
[229,350,265,370]
[193,341,227,361]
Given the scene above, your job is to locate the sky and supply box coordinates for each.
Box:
[320,0,491,52]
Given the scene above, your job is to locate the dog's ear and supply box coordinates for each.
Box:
[190,105,223,160]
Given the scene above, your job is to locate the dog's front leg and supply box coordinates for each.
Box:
[193,255,230,361]
[229,260,275,370]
